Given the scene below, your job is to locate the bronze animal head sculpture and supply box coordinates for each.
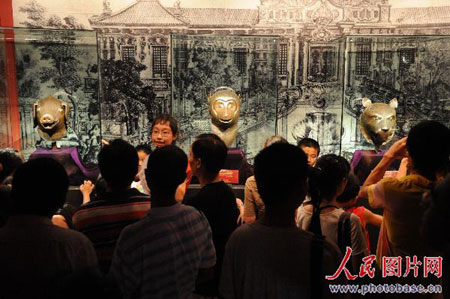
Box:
[33,96,70,141]
[360,98,397,151]
[208,87,241,147]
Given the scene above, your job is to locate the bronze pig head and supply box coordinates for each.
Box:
[33,96,69,141]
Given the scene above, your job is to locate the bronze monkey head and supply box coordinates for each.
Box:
[208,87,241,130]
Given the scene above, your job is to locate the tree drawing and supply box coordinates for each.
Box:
[176,49,241,116]
[18,0,46,28]
[101,59,156,135]
[19,0,84,29]
[19,0,87,127]
[417,39,450,109]
[32,30,83,127]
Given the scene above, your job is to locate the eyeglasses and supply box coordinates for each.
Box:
[152,130,171,137]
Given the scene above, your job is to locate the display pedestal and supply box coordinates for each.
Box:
[190,148,253,186]
[351,150,401,185]
[29,147,99,185]
[222,148,253,185]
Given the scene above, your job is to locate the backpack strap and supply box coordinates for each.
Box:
[337,211,353,271]
[310,233,325,299]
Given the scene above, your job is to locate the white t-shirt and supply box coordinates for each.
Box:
[296,204,368,256]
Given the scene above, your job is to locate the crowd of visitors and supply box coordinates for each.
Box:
[0,115,449,299]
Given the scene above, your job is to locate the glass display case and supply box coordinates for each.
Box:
[1,27,101,163]
[341,35,450,159]
[2,28,450,164]
[172,34,279,161]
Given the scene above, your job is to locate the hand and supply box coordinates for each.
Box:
[385,137,407,160]
[236,198,244,225]
[51,215,69,229]
[101,139,109,146]
[80,180,95,196]
[400,157,409,169]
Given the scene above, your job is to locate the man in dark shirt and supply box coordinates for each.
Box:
[184,133,239,296]
[0,158,98,299]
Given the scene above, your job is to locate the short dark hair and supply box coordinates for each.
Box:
[0,149,23,184]
[298,138,320,155]
[337,173,360,203]
[11,157,68,217]
[264,135,288,148]
[152,114,178,137]
[254,143,308,206]
[98,139,138,189]
[309,154,350,204]
[145,145,187,196]
[135,144,152,155]
[307,154,350,235]
[192,134,228,179]
[407,120,450,181]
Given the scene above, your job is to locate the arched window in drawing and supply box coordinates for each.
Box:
[279,43,288,75]
[234,48,247,74]
[153,46,168,78]
[109,37,115,59]
[309,46,336,82]
[356,39,372,76]
[121,45,135,61]
[399,48,416,73]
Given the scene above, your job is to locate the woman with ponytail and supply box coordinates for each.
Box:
[296,154,368,271]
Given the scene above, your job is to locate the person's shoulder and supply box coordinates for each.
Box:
[178,203,203,215]
[232,223,313,241]
[217,181,236,198]
[379,175,415,189]
[184,193,201,207]
[119,216,147,236]
[74,199,110,215]
[51,224,95,246]
[126,189,151,202]
[245,175,256,186]
[225,223,255,244]
[348,211,362,225]
[321,236,343,264]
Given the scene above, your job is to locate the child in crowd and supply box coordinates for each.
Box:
[336,173,382,252]
[243,136,288,223]
[298,137,320,167]
[296,154,368,271]
[132,144,152,193]
[138,114,192,201]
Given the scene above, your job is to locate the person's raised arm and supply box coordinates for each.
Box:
[359,137,407,199]
[363,208,382,227]
[80,180,95,205]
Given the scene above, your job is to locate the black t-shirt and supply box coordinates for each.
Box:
[184,181,238,293]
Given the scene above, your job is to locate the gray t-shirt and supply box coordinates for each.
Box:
[220,222,346,299]
[296,204,368,256]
